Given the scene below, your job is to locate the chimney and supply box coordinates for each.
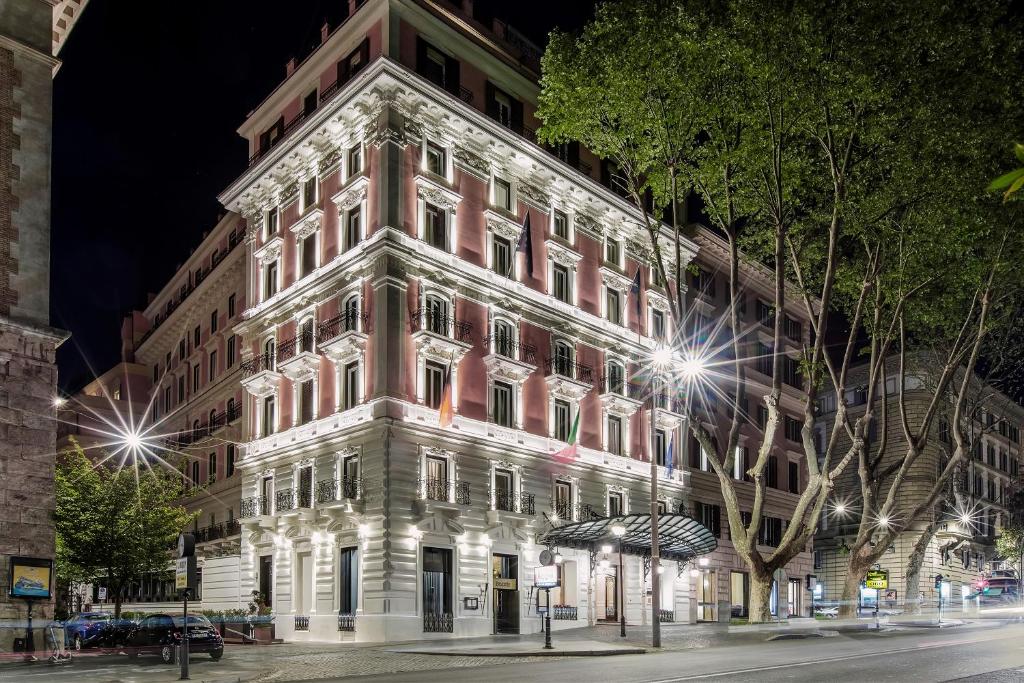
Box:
[286,57,297,76]
[321,21,330,44]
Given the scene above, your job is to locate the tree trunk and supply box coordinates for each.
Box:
[748,567,775,623]
[840,550,873,619]
[904,524,937,615]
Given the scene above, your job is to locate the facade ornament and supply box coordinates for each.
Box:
[416,178,461,211]
[485,213,522,241]
[517,181,550,210]
[280,181,299,206]
[333,180,367,212]
[452,145,489,179]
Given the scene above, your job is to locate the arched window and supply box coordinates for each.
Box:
[425,294,449,335]
[299,318,314,353]
[192,419,200,434]
[264,338,276,370]
[553,340,573,376]
[209,409,217,426]
[227,398,236,420]
[343,294,360,332]
[493,319,515,358]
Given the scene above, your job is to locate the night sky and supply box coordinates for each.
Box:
[51,0,596,391]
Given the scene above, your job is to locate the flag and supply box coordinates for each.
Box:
[438,361,454,428]
[554,408,580,462]
[510,212,534,279]
[630,266,641,340]
[666,432,675,476]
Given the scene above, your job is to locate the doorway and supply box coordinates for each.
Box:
[730,571,749,618]
[492,553,520,634]
[698,571,716,622]
[602,571,619,621]
[788,578,801,618]
[259,555,273,607]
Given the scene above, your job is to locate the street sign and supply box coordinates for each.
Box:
[97,587,107,601]
[535,565,559,589]
[865,569,889,590]
[176,556,197,592]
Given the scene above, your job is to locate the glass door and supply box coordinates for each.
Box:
[492,554,520,634]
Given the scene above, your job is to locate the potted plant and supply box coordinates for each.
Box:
[246,591,274,643]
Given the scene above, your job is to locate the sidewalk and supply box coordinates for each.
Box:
[385,635,645,657]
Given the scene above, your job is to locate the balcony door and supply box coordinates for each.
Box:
[426,456,448,501]
[494,469,513,512]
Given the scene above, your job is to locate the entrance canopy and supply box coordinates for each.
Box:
[538,513,717,563]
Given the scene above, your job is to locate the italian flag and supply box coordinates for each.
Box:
[554,409,580,462]
[438,362,454,428]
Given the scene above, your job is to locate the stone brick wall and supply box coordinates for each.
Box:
[0,323,61,652]
[0,46,16,317]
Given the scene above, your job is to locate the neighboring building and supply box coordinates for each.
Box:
[814,366,1024,610]
[56,360,150,453]
[218,0,814,642]
[0,0,86,652]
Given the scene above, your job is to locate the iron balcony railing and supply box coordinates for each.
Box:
[276,329,315,364]
[491,489,535,515]
[422,477,471,505]
[576,503,601,521]
[337,614,356,632]
[316,309,369,343]
[599,374,644,399]
[659,609,674,623]
[193,519,241,543]
[552,499,573,520]
[316,477,362,504]
[294,615,309,631]
[553,605,578,620]
[482,335,536,364]
[410,307,473,342]
[423,612,453,633]
[240,496,269,518]
[296,485,313,509]
[275,489,295,513]
[241,351,275,377]
[544,357,593,384]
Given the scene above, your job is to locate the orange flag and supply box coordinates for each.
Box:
[438,361,454,428]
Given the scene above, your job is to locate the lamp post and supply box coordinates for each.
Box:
[612,523,626,637]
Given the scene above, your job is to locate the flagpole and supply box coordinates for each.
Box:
[650,377,661,648]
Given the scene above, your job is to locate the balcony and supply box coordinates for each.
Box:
[552,499,573,521]
[240,352,282,398]
[316,311,369,366]
[599,375,644,418]
[275,489,295,513]
[275,330,319,382]
[315,477,362,504]
[421,477,471,505]
[490,489,535,515]
[544,357,593,402]
[482,335,536,384]
[410,307,473,364]
[240,496,270,519]
[194,519,241,544]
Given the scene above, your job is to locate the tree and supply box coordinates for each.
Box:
[55,441,196,618]
[538,0,1024,621]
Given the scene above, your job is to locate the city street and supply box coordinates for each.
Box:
[2,621,1023,682]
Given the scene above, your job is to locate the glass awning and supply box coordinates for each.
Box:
[538,513,717,562]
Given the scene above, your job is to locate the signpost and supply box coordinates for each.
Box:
[535,565,559,650]
[97,587,107,602]
[866,569,888,630]
[176,534,196,680]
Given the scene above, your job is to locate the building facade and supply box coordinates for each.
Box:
[220,0,815,642]
[814,368,1024,610]
[0,0,85,651]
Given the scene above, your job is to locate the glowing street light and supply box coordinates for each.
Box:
[652,345,674,368]
[53,396,66,408]
[611,523,626,537]
[679,355,705,380]
[834,502,847,516]
[877,515,891,529]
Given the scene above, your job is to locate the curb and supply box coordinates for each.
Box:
[384,647,646,657]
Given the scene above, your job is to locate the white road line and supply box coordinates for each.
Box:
[644,631,1023,682]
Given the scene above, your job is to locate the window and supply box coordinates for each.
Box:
[605,360,625,395]
[228,294,236,319]
[343,295,361,332]
[261,396,276,437]
[422,547,453,625]
[553,480,572,519]
[179,339,186,360]
[759,517,783,547]
[227,336,236,367]
[192,363,200,392]
[767,456,779,489]
[492,235,512,276]
[553,210,569,240]
[208,453,217,484]
[194,326,201,348]
[493,468,514,511]
[784,315,802,341]
[344,208,361,251]
[608,491,624,517]
[695,502,721,538]
[607,414,623,455]
[492,381,514,427]
[210,310,218,334]
[208,350,217,382]
[226,445,235,478]
[782,356,801,388]
[691,267,715,297]
[553,340,573,375]
[606,288,622,325]
[347,144,362,177]
[425,203,446,250]
[784,416,802,442]
[338,547,359,618]
[152,364,159,383]
[265,208,279,237]
[756,300,775,327]
[416,36,459,94]
[302,176,318,212]
[605,237,620,265]
[493,319,516,357]
[164,385,172,411]
[494,177,512,212]
[789,462,799,494]
[755,342,774,377]
[264,260,279,300]
[338,38,369,85]
[426,142,446,176]
[300,232,317,278]
[651,309,666,342]
[425,361,446,409]
[303,88,318,116]
[553,263,571,303]
[554,399,571,442]
[756,404,768,429]
[425,455,449,501]
[343,361,360,411]
[299,380,314,425]
[487,83,519,129]
[166,350,171,368]
[655,428,667,466]
[424,294,450,335]
[191,461,200,488]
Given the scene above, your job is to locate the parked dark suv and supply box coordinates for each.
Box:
[126,613,224,663]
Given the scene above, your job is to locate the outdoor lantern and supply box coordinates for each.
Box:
[601,544,613,554]
[611,523,626,536]
[554,552,563,564]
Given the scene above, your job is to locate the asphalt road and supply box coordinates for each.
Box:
[334,623,1024,683]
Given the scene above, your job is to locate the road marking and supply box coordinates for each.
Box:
[645,631,1022,681]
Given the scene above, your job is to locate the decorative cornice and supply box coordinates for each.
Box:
[254,235,283,265]
[332,175,369,212]
[415,175,462,211]
[484,210,522,241]
[600,266,634,292]
[545,239,583,267]
[452,145,490,180]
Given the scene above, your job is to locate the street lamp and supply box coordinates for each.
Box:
[612,524,626,638]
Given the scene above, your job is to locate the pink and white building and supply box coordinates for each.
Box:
[218,0,814,642]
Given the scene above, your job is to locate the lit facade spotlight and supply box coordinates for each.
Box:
[600,557,610,570]
[123,430,143,452]
[698,557,710,567]
[656,565,665,574]
[689,568,700,578]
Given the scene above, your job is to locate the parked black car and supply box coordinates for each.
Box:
[125,613,224,663]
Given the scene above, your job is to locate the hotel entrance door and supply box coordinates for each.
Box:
[492,554,519,634]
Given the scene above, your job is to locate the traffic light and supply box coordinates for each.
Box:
[934,573,944,589]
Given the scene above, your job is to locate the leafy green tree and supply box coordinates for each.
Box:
[538,0,1024,621]
[55,441,196,618]
[989,144,1024,201]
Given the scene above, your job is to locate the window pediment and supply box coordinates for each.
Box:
[291,208,323,240]
[600,266,633,292]
[331,175,369,212]
[254,235,283,265]
[415,175,462,210]
[484,210,522,241]
[545,239,583,266]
